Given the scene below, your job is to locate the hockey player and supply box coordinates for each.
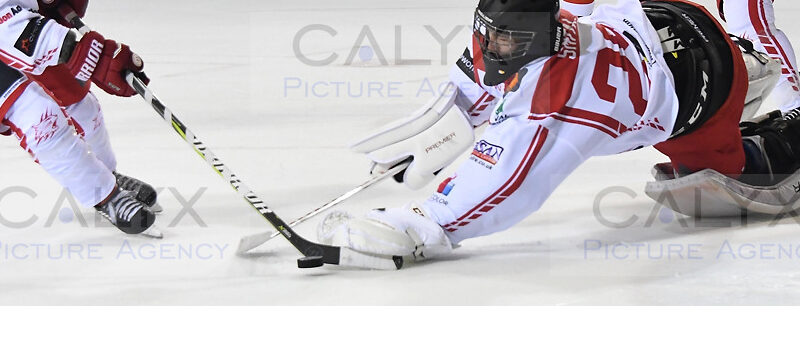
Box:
[717,0,800,118]
[316,0,800,264]
[0,0,158,234]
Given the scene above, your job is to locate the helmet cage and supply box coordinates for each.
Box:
[474,9,538,62]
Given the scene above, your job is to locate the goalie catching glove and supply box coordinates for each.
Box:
[317,203,454,260]
[350,82,475,190]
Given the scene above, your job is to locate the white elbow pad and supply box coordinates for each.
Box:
[351,82,475,190]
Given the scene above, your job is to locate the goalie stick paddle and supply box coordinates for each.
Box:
[60,8,403,270]
[236,159,412,255]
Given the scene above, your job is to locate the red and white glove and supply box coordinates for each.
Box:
[36,0,89,28]
[66,31,148,97]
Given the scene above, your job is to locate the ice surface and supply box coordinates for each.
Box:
[1,0,800,305]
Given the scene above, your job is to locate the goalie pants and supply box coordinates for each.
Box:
[1,82,117,207]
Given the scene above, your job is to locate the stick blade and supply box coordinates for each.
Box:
[236,231,280,255]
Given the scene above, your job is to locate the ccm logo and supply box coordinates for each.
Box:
[75,40,104,82]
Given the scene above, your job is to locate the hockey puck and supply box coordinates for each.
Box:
[297,255,325,268]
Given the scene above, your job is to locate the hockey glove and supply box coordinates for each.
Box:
[64,31,148,97]
[317,203,453,260]
[92,35,147,97]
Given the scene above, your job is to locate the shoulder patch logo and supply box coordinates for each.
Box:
[456,48,475,83]
[15,17,50,57]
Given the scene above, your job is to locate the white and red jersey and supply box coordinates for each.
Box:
[453,0,679,156]
[0,0,70,118]
[426,0,680,243]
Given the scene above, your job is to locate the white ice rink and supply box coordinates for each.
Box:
[2,0,800,305]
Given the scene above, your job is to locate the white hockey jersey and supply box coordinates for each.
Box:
[454,0,679,153]
[0,0,69,117]
[426,0,681,242]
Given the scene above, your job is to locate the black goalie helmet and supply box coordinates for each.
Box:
[474,0,564,86]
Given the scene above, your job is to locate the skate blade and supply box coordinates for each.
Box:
[147,202,164,214]
[138,225,164,239]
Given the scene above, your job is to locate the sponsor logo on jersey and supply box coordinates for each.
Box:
[428,195,449,206]
[0,6,22,25]
[14,17,50,57]
[456,48,475,82]
[437,175,456,196]
[471,140,504,165]
[490,99,508,125]
[75,40,104,82]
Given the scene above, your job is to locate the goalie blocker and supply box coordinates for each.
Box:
[350,82,475,190]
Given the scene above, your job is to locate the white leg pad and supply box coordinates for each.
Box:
[742,51,781,121]
[646,163,800,217]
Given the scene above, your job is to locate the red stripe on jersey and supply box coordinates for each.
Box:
[561,107,629,134]
[0,80,32,120]
[529,113,620,138]
[1,118,37,161]
[472,36,487,88]
[468,92,488,113]
[0,49,35,72]
[444,126,548,231]
[750,0,800,90]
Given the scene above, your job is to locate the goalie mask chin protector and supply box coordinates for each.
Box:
[473,0,564,86]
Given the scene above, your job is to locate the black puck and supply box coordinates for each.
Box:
[297,255,325,268]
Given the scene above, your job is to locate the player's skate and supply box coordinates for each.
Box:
[95,188,157,236]
[646,111,800,217]
[113,172,162,213]
[783,106,800,121]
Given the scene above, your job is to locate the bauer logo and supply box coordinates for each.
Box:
[472,140,504,165]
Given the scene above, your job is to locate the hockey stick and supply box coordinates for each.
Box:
[59,9,403,270]
[236,160,411,255]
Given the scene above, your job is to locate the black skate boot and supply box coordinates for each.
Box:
[95,188,156,235]
[113,172,160,213]
[740,110,800,186]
